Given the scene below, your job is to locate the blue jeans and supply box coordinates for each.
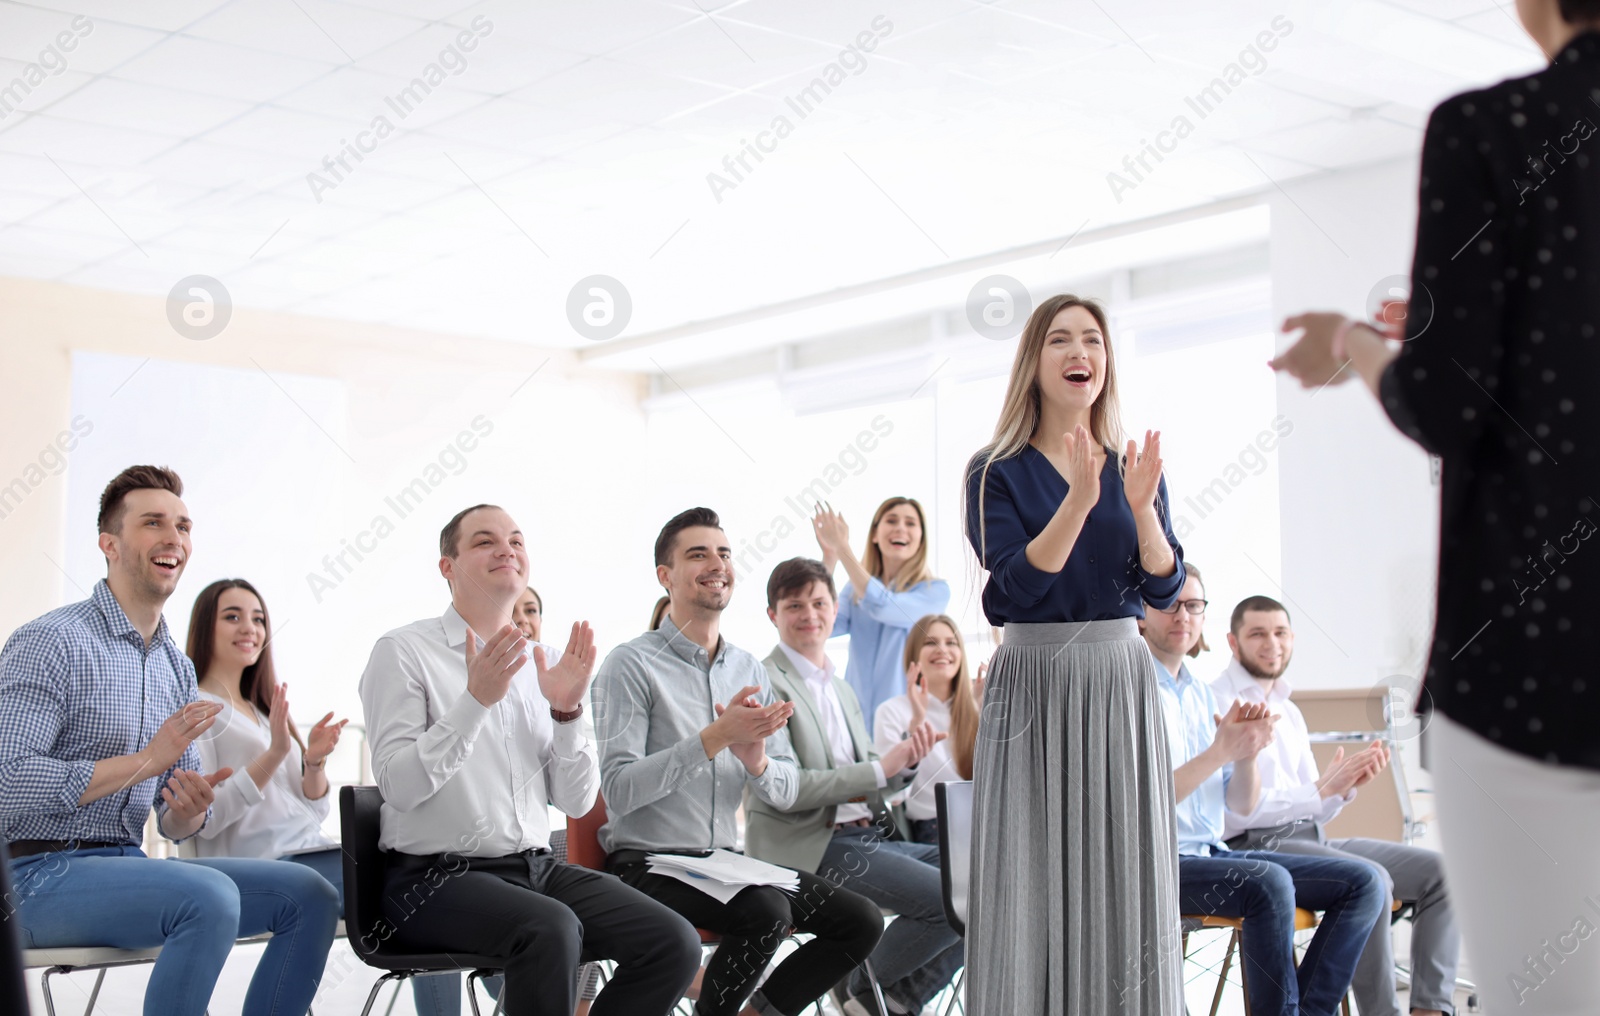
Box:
[819,828,963,1009]
[1178,849,1387,1016]
[284,847,502,1016]
[9,846,339,1016]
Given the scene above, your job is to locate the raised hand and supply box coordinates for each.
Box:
[535,621,597,713]
[711,686,794,775]
[1270,312,1355,389]
[305,712,347,767]
[267,683,294,756]
[1122,430,1164,515]
[142,701,224,773]
[161,767,233,823]
[974,661,988,703]
[465,624,528,707]
[906,662,929,728]
[811,504,850,565]
[1061,425,1102,513]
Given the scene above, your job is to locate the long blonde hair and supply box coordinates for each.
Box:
[861,496,936,595]
[902,614,981,780]
[966,294,1127,567]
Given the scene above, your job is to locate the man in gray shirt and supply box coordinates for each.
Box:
[595,508,884,1016]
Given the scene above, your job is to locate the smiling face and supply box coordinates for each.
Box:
[1141,575,1205,660]
[872,502,923,571]
[658,524,733,614]
[1230,608,1295,680]
[1035,304,1107,415]
[99,487,192,605]
[514,588,542,641]
[913,619,963,691]
[439,506,527,604]
[212,586,267,672]
[769,579,837,655]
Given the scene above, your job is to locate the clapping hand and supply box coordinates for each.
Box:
[142,701,224,774]
[305,712,348,768]
[161,767,233,823]
[906,662,930,727]
[1316,740,1390,800]
[1061,425,1102,513]
[880,721,947,776]
[1211,700,1277,762]
[535,621,598,713]
[811,504,850,570]
[1122,430,1164,515]
[464,624,529,707]
[711,686,795,775]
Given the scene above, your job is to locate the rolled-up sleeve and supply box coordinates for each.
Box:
[966,456,1056,607]
[593,645,711,816]
[360,635,490,812]
[0,628,95,819]
[1381,95,1507,459]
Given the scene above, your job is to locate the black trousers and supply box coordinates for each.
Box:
[382,849,700,1016]
[610,851,883,1016]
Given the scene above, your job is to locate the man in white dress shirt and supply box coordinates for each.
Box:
[1213,595,1459,1016]
[359,504,701,1016]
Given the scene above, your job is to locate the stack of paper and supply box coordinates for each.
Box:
[645,849,801,904]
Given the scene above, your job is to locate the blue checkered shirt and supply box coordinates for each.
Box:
[0,580,205,845]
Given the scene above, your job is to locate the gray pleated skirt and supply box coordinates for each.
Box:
[966,618,1182,1016]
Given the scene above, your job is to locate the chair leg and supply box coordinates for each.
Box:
[39,967,62,1016]
[357,971,410,1016]
[940,965,966,1016]
[83,967,107,1016]
[1210,931,1237,1016]
[862,956,890,1016]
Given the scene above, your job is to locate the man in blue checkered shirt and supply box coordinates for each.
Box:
[0,465,339,1016]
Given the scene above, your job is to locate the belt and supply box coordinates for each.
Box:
[834,818,872,831]
[8,839,123,859]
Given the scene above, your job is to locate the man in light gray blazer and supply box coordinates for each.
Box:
[745,557,963,1016]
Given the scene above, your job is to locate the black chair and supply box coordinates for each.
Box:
[934,780,973,1016]
[340,785,504,1016]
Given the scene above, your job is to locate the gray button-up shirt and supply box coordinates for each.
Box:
[594,616,797,854]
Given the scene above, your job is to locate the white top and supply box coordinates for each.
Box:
[777,643,881,823]
[192,689,335,859]
[874,691,956,822]
[1210,658,1353,840]
[359,605,599,856]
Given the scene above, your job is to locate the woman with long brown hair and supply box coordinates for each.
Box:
[813,495,950,736]
[872,614,980,845]
[187,580,478,1016]
[963,294,1185,1014]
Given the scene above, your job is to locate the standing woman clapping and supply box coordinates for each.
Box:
[963,294,1185,1015]
[813,496,950,736]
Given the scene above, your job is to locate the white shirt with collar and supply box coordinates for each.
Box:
[359,604,599,856]
[1210,657,1353,840]
[873,693,954,822]
[777,642,882,823]
[193,690,336,859]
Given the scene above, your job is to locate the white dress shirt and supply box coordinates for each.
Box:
[873,692,955,822]
[1210,658,1353,840]
[359,605,599,856]
[192,690,335,859]
[777,642,882,823]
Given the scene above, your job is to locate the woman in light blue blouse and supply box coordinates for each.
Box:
[812,496,950,736]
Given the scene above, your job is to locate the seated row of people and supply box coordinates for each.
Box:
[1,463,1457,1016]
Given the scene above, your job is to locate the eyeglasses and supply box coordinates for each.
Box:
[1156,599,1208,615]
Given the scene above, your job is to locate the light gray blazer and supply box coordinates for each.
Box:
[743,646,910,873]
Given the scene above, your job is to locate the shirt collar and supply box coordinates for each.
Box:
[441,603,471,648]
[777,641,835,686]
[93,578,170,649]
[1220,657,1293,702]
[657,613,725,666]
[1149,650,1193,691]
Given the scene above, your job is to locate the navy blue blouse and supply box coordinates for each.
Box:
[965,445,1186,626]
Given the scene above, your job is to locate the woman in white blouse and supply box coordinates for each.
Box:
[186,579,472,1016]
[873,614,982,845]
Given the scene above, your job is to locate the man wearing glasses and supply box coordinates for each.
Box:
[1213,596,1459,1016]
[1142,564,1386,1016]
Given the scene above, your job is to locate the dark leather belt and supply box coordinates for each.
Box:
[7,839,122,859]
[834,818,872,831]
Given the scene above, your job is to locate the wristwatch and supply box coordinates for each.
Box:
[550,703,584,724]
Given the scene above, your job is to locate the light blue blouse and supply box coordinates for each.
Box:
[831,576,951,738]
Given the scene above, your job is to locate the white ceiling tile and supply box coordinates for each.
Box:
[183,0,429,62]
[46,76,255,136]
[0,60,96,118]
[463,0,698,58]
[1239,114,1421,171]
[115,35,338,102]
[0,112,183,163]
[19,1,233,34]
[0,222,131,262]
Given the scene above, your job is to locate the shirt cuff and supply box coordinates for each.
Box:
[233,769,266,806]
[549,713,589,757]
[870,761,887,788]
[443,687,493,742]
[61,759,95,810]
[996,552,1057,603]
